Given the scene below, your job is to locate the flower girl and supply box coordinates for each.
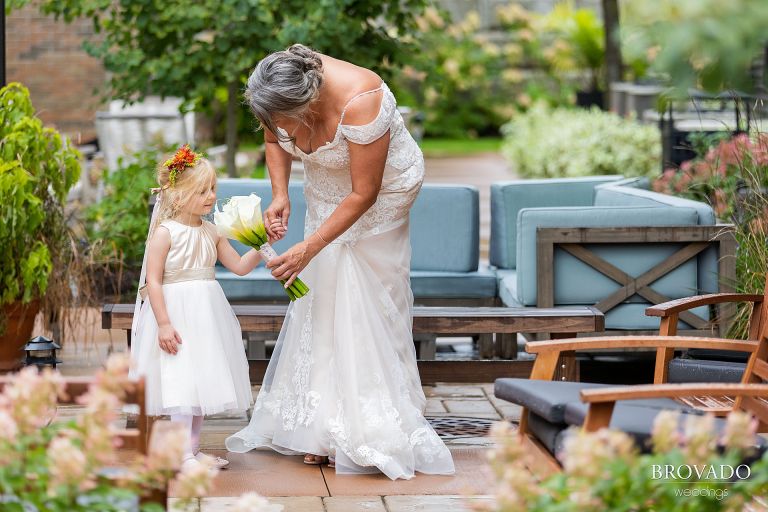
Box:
[130,145,282,470]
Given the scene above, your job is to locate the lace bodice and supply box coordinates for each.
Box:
[277,82,424,243]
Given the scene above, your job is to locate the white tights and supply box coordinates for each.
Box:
[171,414,204,459]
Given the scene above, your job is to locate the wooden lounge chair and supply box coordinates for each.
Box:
[494,275,768,476]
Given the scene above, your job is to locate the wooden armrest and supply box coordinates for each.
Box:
[525,336,758,355]
[580,383,768,431]
[581,383,768,403]
[646,293,764,317]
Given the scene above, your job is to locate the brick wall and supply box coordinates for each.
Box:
[6,5,106,143]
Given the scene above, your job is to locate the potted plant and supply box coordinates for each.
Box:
[539,4,606,109]
[0,82,83,370]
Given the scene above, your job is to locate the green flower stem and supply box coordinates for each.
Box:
[251,242,310,301]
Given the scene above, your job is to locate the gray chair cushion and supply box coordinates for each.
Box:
[495,379,609,423]
[685,349,750,363]
[668,358,745,384]
[563,397,695,426]
[527,411,566,454]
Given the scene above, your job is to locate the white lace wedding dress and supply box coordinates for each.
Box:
[225,82,455,480]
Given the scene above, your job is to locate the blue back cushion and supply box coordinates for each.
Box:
[215,178,307,257]
[594,186,719,293]
[490,176,624,269]
[409,184,479,272]
[516,206,701,306]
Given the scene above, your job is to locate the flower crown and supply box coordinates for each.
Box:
[164,144,201,186]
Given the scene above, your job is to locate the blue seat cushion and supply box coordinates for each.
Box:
[410,265,497,299]
[216,267,289,301]
[218,265,498,301]
[410,184,480,272]
[496,269,521,307]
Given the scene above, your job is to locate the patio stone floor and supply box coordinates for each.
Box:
[53,310,517,511]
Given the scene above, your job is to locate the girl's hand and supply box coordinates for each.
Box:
[266,240,318,287]
[264,196,290,240]
[158,324,182,355]
[268,219,286,244]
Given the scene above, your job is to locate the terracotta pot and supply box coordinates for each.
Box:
[0,300,40,372]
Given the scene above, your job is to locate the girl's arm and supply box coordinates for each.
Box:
[216,219,285,275]
[216,240,262,276]
[145,226,183,355]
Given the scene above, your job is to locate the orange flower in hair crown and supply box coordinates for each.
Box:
[164,144,201,186]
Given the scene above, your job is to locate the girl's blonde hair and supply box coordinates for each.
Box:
[149,153,217,238]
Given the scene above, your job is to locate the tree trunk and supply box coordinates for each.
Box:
[225,81,239,177]
[602,0,623,106]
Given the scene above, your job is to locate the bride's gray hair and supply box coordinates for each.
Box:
[245,44,323,142]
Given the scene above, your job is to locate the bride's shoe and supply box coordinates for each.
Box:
[303,454,329,465]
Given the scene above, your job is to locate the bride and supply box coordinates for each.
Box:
[225,44,455,480]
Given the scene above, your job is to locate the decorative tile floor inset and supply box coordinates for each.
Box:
[427,416,496,439]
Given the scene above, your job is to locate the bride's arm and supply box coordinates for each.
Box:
[267,93,390,287]
[263,129,293,239]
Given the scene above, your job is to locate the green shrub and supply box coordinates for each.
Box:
[390,6,573,139]
[0,82,80,307]
[653,133,768,338]
[490,411,768,511]
[501,104,661,178]
[86,148,164,267]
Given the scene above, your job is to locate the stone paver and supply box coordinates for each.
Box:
[425,398,447,414]
[426,385,485,398]
[384,495,496,512]
[322,448,492,497]
[269,497,326,512]
[323,496,387,512]
[200,496,323,511]
[443,400,498,415]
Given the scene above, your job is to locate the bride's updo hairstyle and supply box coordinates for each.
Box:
[245,43,323,142]
[151,146,217,235]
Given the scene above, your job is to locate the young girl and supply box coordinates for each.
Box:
[131,145,283,470]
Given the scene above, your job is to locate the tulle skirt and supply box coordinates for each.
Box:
[130,280,252,416]
[225,221,455,480]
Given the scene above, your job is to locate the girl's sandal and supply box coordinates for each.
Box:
[328,456,335,469]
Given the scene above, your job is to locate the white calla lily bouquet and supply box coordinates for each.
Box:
[214,194,309,301]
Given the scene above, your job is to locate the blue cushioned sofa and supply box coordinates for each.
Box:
[489,176,733,340]
[215,179,495,306]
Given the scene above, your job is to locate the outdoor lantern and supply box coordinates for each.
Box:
[23,335,62,369]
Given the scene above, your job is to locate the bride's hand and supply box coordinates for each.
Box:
[266,240,318,287]
[264,196,290,241]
